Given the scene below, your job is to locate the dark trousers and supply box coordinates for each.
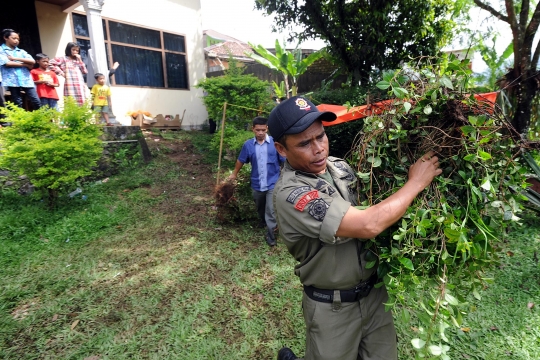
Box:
[40,97,58,110]
[252,188,277,235]
[7,87,41,110]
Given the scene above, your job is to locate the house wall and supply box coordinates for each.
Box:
[34,0,208,129]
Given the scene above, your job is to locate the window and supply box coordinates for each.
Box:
[72,13,188,89]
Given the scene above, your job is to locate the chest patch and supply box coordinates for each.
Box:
[286,186,311,204]
[315,179,336,196]
[309,198,330,221]
[294,190,319,211]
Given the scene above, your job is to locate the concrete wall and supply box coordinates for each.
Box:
[35,0,208,129]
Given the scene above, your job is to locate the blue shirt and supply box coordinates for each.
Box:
[0,44,35,88]
[238,134,285,191]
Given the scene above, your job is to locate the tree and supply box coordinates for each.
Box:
[473,0,540,135]
[255,0,459,84]
[248,40,323,98]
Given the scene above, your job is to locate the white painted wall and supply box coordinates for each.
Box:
[35,0,208,129]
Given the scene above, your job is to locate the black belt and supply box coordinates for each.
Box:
[303,274,379,303]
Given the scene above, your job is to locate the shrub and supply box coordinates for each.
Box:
[197,62,275,162]
[350,57,528,357]
[196,64,274,131]
[0,98,103,205]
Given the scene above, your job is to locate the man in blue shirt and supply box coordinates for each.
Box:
[228,117,285,246]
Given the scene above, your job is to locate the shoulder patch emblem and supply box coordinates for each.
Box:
[294,190,319,211]
[286,186,311,204]
[333,161,348,171]
[309,198,329,221]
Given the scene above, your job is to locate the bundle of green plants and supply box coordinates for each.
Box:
[350,57,529,358]
[0,98,102,206]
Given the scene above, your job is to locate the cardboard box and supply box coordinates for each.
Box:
[130,110,185,129]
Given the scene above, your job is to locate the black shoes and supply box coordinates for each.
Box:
[265,228,277,247]
[277,347,298,360]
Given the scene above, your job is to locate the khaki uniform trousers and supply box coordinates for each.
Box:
[301,285,397,360]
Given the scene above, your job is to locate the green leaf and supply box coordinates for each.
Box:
[411,338,426,349]
[478,151,492,160]
[444,228,460,241]
[429,344,443,356]
[480,178,491,191]
[367,156,382,167]
[401,308,411,323]
[393,87,408,98]
[472,288,481,300]
[376,81,390,90]
[463,154,476,161]
[460,125,475,135]
[445,293,459,306]
[403,102,411,113]
[365,260,377,269]
[416,225,426,237]
[399,257,414,270]
[440,76,454,89]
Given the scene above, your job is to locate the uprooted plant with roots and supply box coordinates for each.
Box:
[349,56,531,358]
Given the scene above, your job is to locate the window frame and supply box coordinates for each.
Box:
[71,11,190,90]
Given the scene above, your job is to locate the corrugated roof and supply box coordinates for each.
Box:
[205,41,253,59]
[203,30,246,44]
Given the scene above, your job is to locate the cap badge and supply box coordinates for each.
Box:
[295,98,311,111]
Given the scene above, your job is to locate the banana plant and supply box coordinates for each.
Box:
[271,80,287,100]
[247,40,323,98]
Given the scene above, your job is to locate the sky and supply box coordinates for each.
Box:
[200,0,514,73]
[200,0,325,49]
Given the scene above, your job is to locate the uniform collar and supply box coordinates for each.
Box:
[284,157,352,180]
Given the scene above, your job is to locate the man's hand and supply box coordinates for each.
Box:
[408,151,442,191]
[227,173,237,182]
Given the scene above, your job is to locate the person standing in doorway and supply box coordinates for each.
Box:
[49,42,88,106]
[228,116,285,246]
[0,29,41,110]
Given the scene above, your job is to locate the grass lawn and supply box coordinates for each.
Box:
[1,130,539,359]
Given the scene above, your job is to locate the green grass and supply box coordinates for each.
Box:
[1,131,539,359]
[445,215,540,360]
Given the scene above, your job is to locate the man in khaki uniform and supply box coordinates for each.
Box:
[268,96,442,360]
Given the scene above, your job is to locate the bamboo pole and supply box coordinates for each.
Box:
[216,102,227,185]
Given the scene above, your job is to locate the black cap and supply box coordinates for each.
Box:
[268,96,337,141]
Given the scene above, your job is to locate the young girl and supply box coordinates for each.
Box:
[0,29,41,110]
[49,42,88,106]
[31,53,59,109]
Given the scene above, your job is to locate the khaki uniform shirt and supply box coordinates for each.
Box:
[274,157,375,290]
